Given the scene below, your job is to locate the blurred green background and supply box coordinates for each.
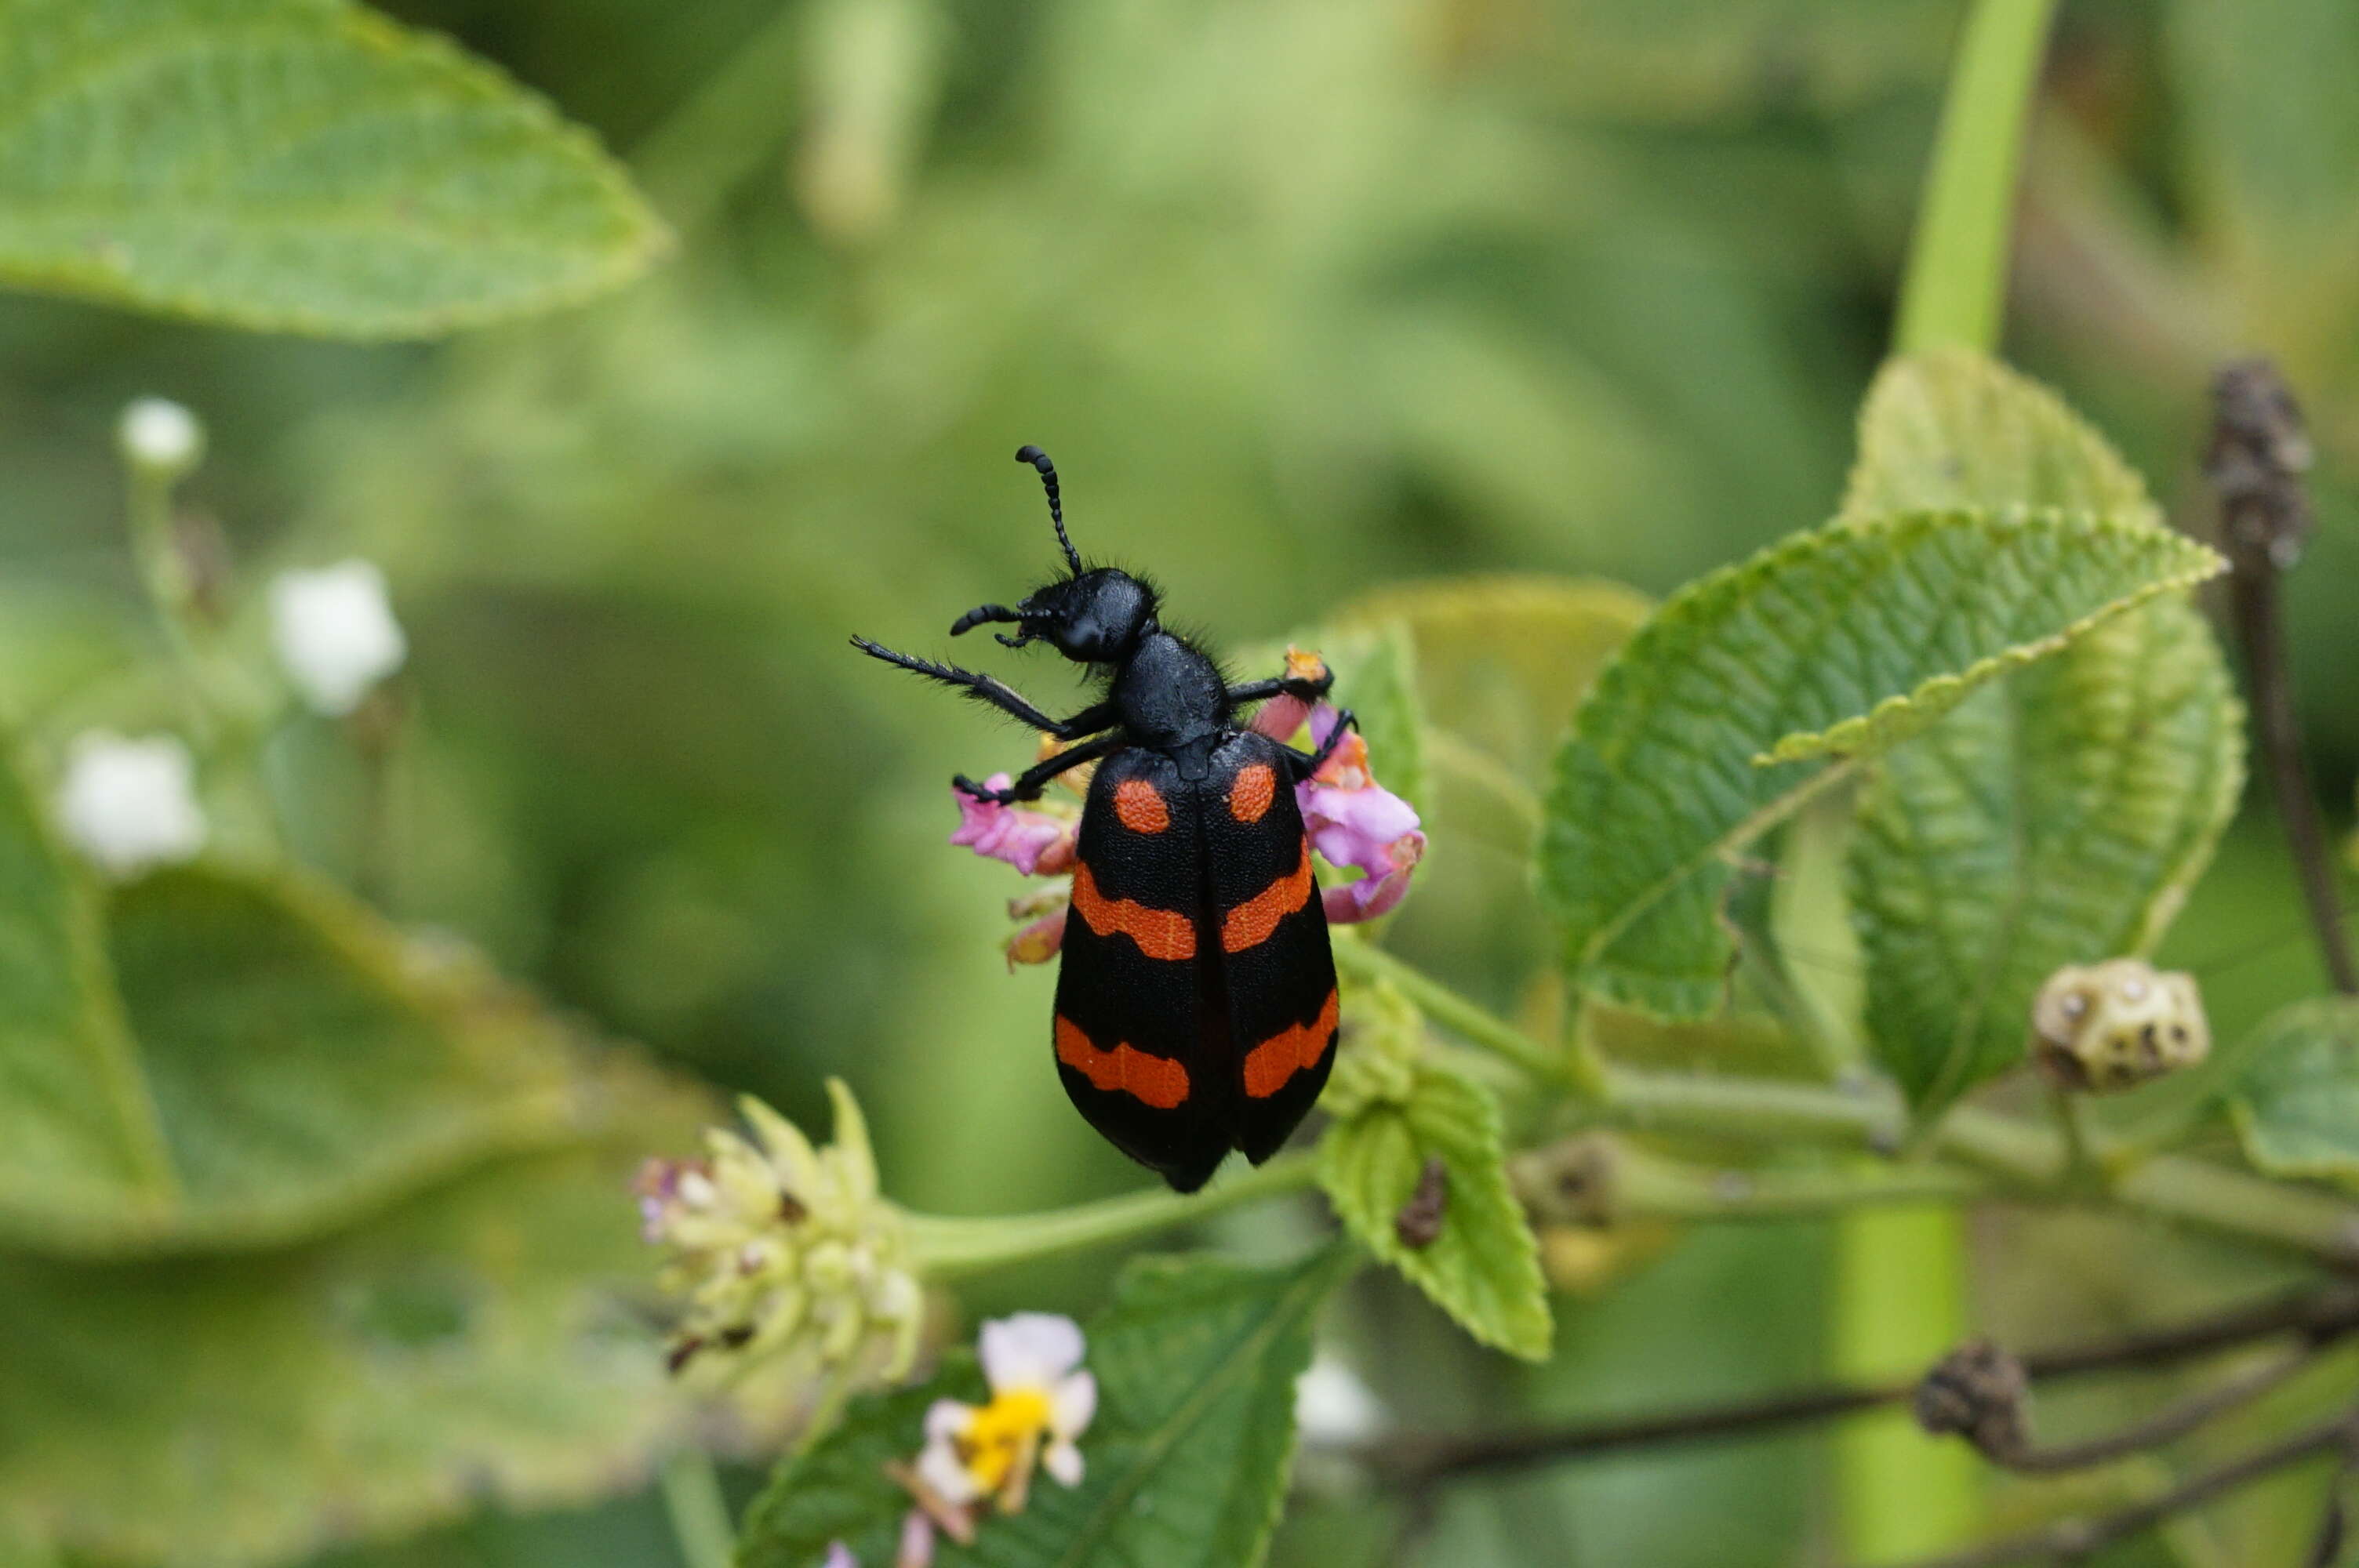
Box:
[5,1,2357,1563]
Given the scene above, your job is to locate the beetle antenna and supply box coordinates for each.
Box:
[1015,445,1081,575]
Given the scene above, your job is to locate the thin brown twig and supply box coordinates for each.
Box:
[1360,1287,2359,1487]
[1921,1339,2316,1475]
[2207,358,2358,996]
[1882,1410,2359,1568]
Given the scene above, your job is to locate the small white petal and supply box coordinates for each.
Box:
[924,1399,976,1443]
[1295,1357,1385,1447]
[823,1541,860,1568]
[269,560,407,716]
[979,1312,1085,1393]
[55,731,207,877]
[914,1434,981,1504]
[118,397,203,474]
[1049,1370,1096,1440]
[1042,1440,1084,1489]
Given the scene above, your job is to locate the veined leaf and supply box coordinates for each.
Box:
[737,1248,1350,1568]
[2230,999,2359,1178]
[0,739,634,1254]
[0,0,667,336]
[1842,353,2243,1113]
[0,1137,695,1566]
[1538,507,2223,1018]
[1837,349,2154,524]
[1319,1060,1550,1360]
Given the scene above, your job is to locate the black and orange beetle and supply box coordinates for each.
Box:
[853,446,1350,1192]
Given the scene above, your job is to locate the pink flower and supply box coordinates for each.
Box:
[1296,706,1425,926]
[949,775,1078,876]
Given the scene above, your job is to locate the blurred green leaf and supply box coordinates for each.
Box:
[0,738,179,1236]
[2230,997,2359,1178]
[737,1247,1348,1568]
[0,0,667,336]
[1538,508,2225,1018]
[0,1137,692,1567]
[1843,353,2243,1112]
[1318,1060,1550,1361]
[0,736,648,1254]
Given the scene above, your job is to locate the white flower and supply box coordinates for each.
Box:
[1295,1356,1385,1448]
[118,397,204,477]
[269,561,408,715]
[55,732,207,877]
[823,1543,858,1568]
[912,1312,1096,1509]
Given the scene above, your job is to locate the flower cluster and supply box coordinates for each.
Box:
[637,1081,921,1383]
[826,1313,1098,1567]
[947,648,1424,964]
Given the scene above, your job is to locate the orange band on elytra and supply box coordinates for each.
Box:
[1243,989,1339,1098]
[1056,1015,1190,1108]
[1220,840,1314,953]
[1070,862,1196,960]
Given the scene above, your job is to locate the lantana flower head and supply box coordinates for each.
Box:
[637,1080,921,1383]
[897,1312,1096,1546]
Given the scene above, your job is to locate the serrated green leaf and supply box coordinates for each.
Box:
[2230,999,2359,1178]
[0,738,630,1254]
[1841,353,2244,1114]
[0,0,668,337]
[738,1248,1350,1568]
[1318,1060,1550,1360]
[0,1134,696,1566]
[1538,508,2224,1018]
[1837,350,2155,525]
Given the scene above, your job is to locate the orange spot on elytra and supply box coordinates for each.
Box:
[1070,862,1196,960]
[1221,840,1314,953]
[1228,764,1276,823]
[1114,778,1169,833]
[1056,1015,1190,1108]
[1243,989,1338,1098]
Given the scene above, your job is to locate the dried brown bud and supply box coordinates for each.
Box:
[2206,358,2313,570]
[1510,1134,1621,1228]
[1914,1338,2030,1458]
[1394,1156,1448,1249]
[2030,959,2209,1094]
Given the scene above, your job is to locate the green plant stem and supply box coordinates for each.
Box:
[903,1150,1320,1279]
[658,1446,734,1568]
[1618,1152,1983,1220]
[1892,0,2060,354]
[1333,937,1604,1096]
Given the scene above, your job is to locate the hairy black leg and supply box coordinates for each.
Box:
[954,732,1123,804]
[851,636,1115,739]
[1283,706,1356,781]
[1225,662,1334,709]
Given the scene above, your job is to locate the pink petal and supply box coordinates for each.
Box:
[947,776,1076,876]
[1005,907,1067,968]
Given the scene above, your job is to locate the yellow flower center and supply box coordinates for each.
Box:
[956,1387,1054,1492]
